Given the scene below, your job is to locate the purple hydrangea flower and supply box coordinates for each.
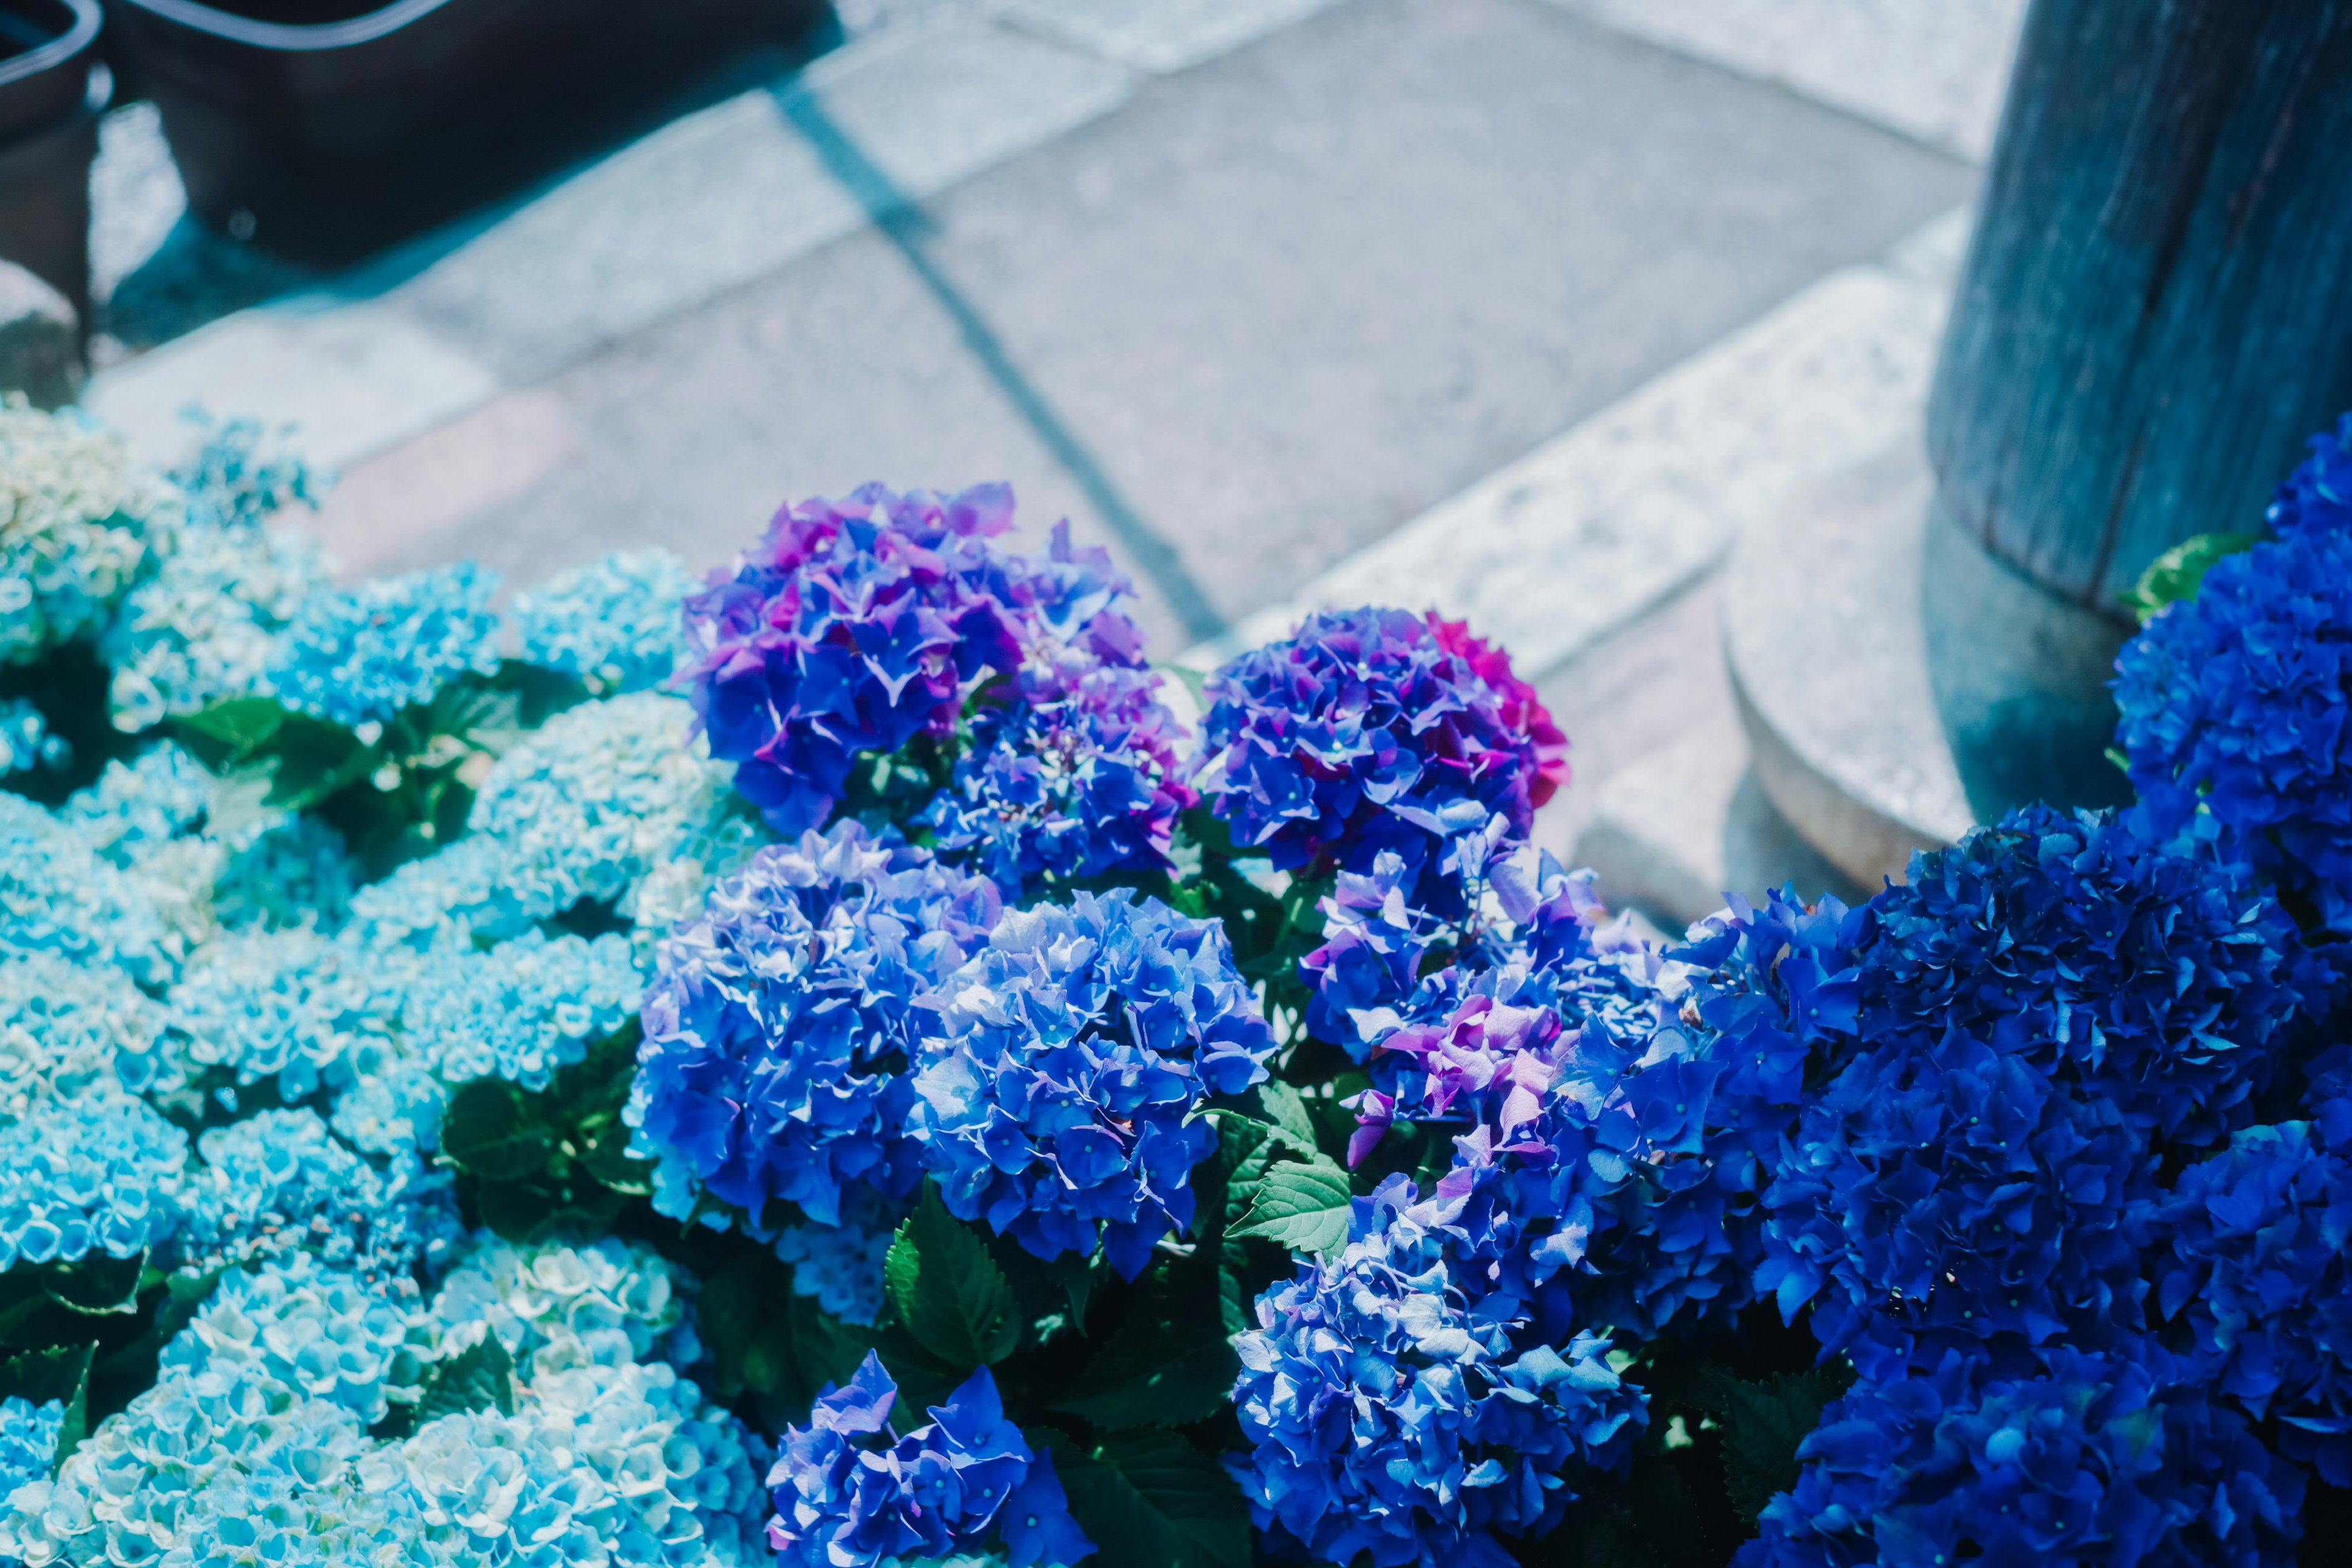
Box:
[766,1353,1093,1568]
[630,819,1001,1228]
[920,660,1196,900]
[2114,520,2352,933]
[682,484,1145,834]
[1231,1175,1645,1568]
[1189,608,1567,892]
[913,889,1274,1277]
[1743,1346,2301,1568]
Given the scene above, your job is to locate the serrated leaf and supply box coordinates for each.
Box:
[416,1334,515,1423]
[884,1185,1018,1369]
[1042,1430,1252,1568]
[42,1251,147,1316]
[699,1250,880,1415]
[2122,531,2260,623]
[1054,1331,1239,1431]
[1229,1159,1353,1255]
[261,716,374,810]
[1718,1368,1848,1521]
[439,1079,557,1183]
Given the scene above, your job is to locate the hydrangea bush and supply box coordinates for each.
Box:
[2,394,2350,1568]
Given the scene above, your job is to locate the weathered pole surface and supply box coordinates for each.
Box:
[1921,0,2352,819]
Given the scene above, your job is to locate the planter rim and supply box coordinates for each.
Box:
[111,0,459,52]
[0,0,100,89]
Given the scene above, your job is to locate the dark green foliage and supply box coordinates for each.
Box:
[1053,1262,1240,1431]
[884,1183,1020,1370]
[1166,808,1326,1044]
[414,1335,516,1423]
[175,662,587,877]
[440,1022,650,1242]
[1713,1367,1855,1522]
[0,639,137,804]
[696,1246,881,1423]
[1041,1429,1254,1568]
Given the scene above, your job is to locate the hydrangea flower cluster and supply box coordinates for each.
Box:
[1,790,178,983]
[633,820,1001,1230]
[766,1354,1093,1568]
[2114,516,2352,931]
[914,889,1275,1275]
[921,658,1194,899]
[1190,606,1566,890]
[399,928,640,1089]
[268,561,503,726]
[514,547,698,695]
[681,484,1139,834]
[0,1396,62,1501]
[0,1084,187,1271]
[175,1108,457,1281]
[464,690,760,943]
[0,402,170,665]
[167,925,391,1101]
[0,951,168,1114]
[1233,1176,1643,1568]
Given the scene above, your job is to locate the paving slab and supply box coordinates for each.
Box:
[986,0,1346,72]
[1542,0,2027,160]
[297,0,1973,664]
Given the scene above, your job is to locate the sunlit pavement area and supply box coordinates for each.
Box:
[82,0,2023,918]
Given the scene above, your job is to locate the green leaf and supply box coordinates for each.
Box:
[1229,1159,1353,1255]
[439,1079,559,1183]
[699,1250,880,1414]
[42,1251,148,1316]
[2122,531,2260,623]
[1717,1367,1850,1521]
[175,696,288,756]
[260,715,375,810]
[1053,1324,1239,1431]
[884,1185,1019,1369]
[0,1343,91,1466]
[415,1334,516,1423]
[1042,1430,1253,1568]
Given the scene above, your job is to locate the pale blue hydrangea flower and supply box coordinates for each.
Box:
[175,1108,459,1284]
[0,699,65,777]
[161,1248,434,1425]
[513,548,696,696]
[328,1046,448,1165]
[269,562,502,727]
[0,1396,62,1501]
[0,1084,187,1270]
[399,929,641,1091]
[338,833,516,954]
[771,1203,899,1327]
[0,403,171,666]
[0,951,171,1112]
[168,927,393,1100]
[428,1235,700,1381]
[59,742,213,866]
[209,813,356,935]
[0,791,175,983]
[464,692,760,940]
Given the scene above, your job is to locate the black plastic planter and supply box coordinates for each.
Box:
[102,0,831,264]
[0,0,105,311]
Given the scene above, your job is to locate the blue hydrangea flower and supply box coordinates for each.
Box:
[0,1084,187,1270]
[59,742,213,867]
[0,699,65,777]
[168,927,391,1101]
[0,1396,61,1500]
[104,419,330,730]
[771,1193,899,1327]
[464,690,761,942]
[514,548,697,696]
[268,562,502,727]
[632,820,1000,1229]
[1232,1175,1643,1568]
[0,951,170,1112]
[1189,607,1567,891]
[920,660,1196,900]
[2114,519,2352,932]
[0,791,176,983]
[0,403,169,666]
[2263,410,2352,543]
[401,929,641,1090]
[766,1353,1093,1568]
[209,813,356,935]
[2156,1119,2352,1486]
[176,1108,457,1283]
[162,1248,432,1425]
[428,1235,702,1380]
[682,484,1141,835]
[1743,1346,2301,1568]
[913,889,1274,1276]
